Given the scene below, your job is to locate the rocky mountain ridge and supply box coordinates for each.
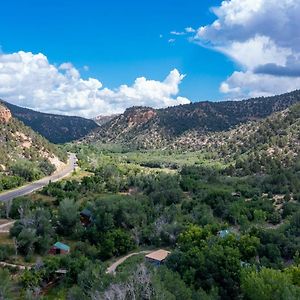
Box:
[172,103,300,158]
[0,104,67,190]
[1,100,99,144]
[83,90,300,149]
[93,114,120,126]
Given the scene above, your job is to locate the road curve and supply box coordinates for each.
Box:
[0,153,77,203]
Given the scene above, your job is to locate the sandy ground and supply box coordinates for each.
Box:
[0,220,15,233]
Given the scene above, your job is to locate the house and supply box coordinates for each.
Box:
[218,229,231,238]
[145,249,171,266]
[49,242,70,255]
[231,192,241,198]
[80,208,92,226]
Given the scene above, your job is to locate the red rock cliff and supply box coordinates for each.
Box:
[0,105,12,123]
[126,107,157,127]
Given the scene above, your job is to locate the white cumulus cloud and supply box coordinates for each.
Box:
[0,51,190,118]
[220,71,300,98]
[185,27,196,33]
[193,0,300,98]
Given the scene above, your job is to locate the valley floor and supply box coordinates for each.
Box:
[0,144,299,299]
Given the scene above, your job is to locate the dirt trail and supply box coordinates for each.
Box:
[0,261,31,270]
[0,220,15,233]
[106,250,153,275]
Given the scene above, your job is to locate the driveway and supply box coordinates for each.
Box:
[0,220,15,233]
[106,250,152,275]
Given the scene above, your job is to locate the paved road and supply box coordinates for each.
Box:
[0,153,77,202]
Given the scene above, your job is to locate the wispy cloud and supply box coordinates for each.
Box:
[170,31,186,36]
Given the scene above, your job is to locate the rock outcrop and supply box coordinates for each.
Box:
[83,90,300,149]
[126,107,157,127]
[0,105,12,123]
[93,114,119,126]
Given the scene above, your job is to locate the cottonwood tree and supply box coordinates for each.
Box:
[0,269,12,300]
[5,200,12,219]
[241,267,300,300]
[57,198,79,236]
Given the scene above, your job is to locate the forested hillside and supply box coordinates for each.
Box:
[173,103,300,170]
[1,100,99,144]
[0,105,67,191]
[84,90,300,149]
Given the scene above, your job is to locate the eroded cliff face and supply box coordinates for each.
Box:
[93,114,119,126]
[0,105,12,123]
[126,107,157,128]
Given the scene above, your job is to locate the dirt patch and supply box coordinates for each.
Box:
[0,220,15,233]
[48,155,66,171]
[0,232,14,245]
[0,219,9,225]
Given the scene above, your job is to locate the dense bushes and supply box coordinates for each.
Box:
[0,117,65,192]
[5,146,300,299]
[0,160,56,192]
[0,175,24,191]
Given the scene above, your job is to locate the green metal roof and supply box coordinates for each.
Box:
[54,242,70,251]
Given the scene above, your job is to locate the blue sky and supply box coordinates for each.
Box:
[0,0,233,101]
[0,0,299,117]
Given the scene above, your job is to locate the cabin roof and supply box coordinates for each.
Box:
[145,249,171,262]
[53,242,70,251]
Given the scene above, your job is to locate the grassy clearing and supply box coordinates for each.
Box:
[0,232,13,245]
[115,253,145,275]
[66,143,228,174]
[64,168,93,181]
[109,149,227,170]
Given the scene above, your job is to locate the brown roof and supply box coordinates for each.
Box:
[145,249,171,262]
